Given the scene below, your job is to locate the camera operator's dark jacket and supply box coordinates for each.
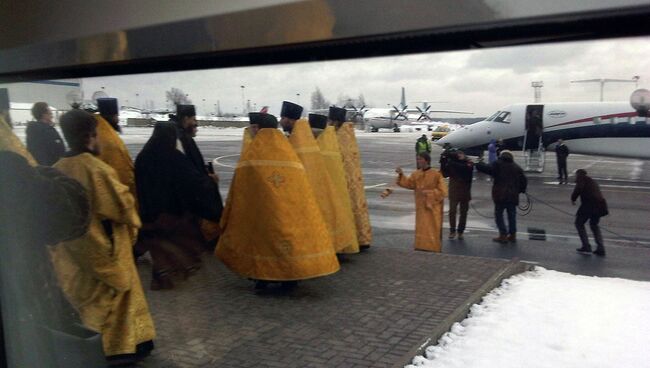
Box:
[571,175,608,217]
[476,154,527,205]
[441,157,473,202]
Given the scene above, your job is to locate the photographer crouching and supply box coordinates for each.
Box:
[440,148,473,240]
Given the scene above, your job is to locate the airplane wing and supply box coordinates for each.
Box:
[427,109,473,114]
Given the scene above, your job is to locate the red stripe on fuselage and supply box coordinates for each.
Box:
[545,111,638,129]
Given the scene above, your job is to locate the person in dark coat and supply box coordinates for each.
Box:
[135,122,222,289]
[441,150,473,240]
[476,150,527,243]
[0,151,106,368]
[572,169,608,256]
[555,139,570,184]
[169,104,224,241]
[496,138,505,156]
[170,104,206,173]
[25,102,66,166]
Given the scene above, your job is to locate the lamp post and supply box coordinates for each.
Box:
[296,93,302,115]
[571,78,638,101]
[240,86,246,114]
[531,81,543,103]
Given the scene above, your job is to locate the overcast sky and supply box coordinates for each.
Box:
[82,36,650,117]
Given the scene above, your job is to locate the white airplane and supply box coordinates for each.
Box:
[436,91,650,163]
[344,87,471,132]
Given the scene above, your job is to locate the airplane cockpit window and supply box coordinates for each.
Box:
[486,111,501,121]
[493,111,511,123]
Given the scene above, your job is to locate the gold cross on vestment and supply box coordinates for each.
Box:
[267,171,285,188]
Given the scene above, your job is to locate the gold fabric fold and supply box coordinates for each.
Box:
[317,126,360,253]
[51,153,155,355]
[95,115,137,202]
[289,120,354,252]
[397,169,447,252]
[241,126,253,154]
[219,127,253,231]
[337,122,373,246]
[216,128,339,280]
[0,117,37,166]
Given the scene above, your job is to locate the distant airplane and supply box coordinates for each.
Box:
[347,87,472,132]
[437,89,650,171]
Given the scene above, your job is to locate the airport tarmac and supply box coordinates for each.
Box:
[123,128,650,282]
[105,127,650,367]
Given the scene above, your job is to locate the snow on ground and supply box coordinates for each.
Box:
[11,125,248,145]
[406,268,650,368]
[12,125,429,145]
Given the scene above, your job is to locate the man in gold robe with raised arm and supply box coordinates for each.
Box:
[396,152,447,252]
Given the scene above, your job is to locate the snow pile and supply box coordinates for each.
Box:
[406,268,650,368]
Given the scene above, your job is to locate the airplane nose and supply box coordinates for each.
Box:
[435,135,449,146]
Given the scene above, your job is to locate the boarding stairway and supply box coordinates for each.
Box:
[522,134,545,173]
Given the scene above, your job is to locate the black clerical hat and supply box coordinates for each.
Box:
[97,98,119,115]
[308,113,327,129]
[328,106,347,122]
[249,112,278,129]
[280,101,303,120]
[177,104,196,118]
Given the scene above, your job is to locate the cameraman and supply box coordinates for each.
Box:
[476,150,527,243]
[440,149,473,240]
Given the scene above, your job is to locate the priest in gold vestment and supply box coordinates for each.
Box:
[288,116,354,253]
[316,121,360,254]
[216,113,339,288]
[330,107,373,249]
[396,152,447,252]
[52,110,155,365]
[95,98,137,202]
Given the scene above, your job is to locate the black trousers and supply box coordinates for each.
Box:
[575,213,604,250]
[449,198,469,233]
[557,159,568,182]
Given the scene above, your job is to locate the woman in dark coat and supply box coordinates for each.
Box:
[135,122,221,289]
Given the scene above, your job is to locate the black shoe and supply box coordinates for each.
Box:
[576,246,592,254]
[593,248,606,257]
[136,340,154,360]
[254,280,269,290]
[280,281,298,290]
[107,354,138,367]
[360,245,370,252]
